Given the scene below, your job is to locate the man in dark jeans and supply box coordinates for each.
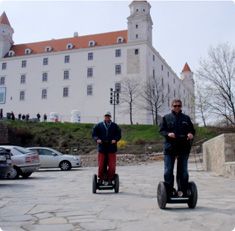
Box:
[159,99,195,196]
[92,112,121,184]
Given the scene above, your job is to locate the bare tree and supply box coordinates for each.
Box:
[197,43,235,126]
[141,76,165,125]
[120,78,140,125]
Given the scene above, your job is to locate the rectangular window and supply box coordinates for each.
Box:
[20,74,26,84]
[0,76,5,85]
[19,91,25,101]
[63,87,69,97]
[136,24,138,29]
[161,64,164,71]
[64,55,70,63]
[167,71,169,77]
[22,60,27,68]
[87,85,93,96]
[41,89,47,99]
[153,69,155,78]
[43,58,48,65]
[42,72,48,82]
[168,84,170,94]
[115,82,121,93]
[2,63,7,70]
[174,89,176,98]
[87,67,93,77]
[115,64,121,75]
[153,55,155,61]
[135,49,139,55]
[64,70,69,80]
[136,34,138,39]
[88,52,93,60]
[115,49,121,57]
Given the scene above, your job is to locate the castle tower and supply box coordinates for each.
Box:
[181,62,193,80]
[0,12,14,58]
[127,0,153,44]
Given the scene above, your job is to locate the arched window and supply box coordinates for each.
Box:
[25,48,32,55]
[8,50,15,57]
[88,40,96,47]
[66,43,74,50]
[45,46,53,52]
[117,37,124,44]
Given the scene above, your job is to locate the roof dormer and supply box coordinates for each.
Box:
[88,40,96,47]
[8,50,15,57]
[25,48,32,55]
[66,43,74,50]
[117,36,124,44]
[45,46,53,52]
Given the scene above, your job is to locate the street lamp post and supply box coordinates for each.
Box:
[110,88,120,122]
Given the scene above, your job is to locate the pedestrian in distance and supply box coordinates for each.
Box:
[36,113,41,121]
[159,99,195,197]
[92,112,121,184]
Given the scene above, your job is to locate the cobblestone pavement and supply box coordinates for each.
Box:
[0,161,235,231]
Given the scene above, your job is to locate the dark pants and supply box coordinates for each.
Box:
[98,152,116,181]
[164,153,189,193]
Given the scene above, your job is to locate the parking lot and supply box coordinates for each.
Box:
[0,161,235,231]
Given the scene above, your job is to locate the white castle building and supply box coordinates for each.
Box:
[0,0,195,124]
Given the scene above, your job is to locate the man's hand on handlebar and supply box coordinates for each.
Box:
[187,133,194,140]
[97,139,102,144]
[168,133,176,138]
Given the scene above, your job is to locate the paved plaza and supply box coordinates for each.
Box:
[0,161,235,231]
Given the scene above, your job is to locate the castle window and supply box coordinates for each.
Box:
[136,9,139,12]
[136,24,138,29]
[143,9,145,12]
[115,64,121,75]
[161,65,164,71]
[136,34,138,39]
[20,74,26,84]
[1,63,7,70]
[64,70,69,80]
[135,49,139,55]
[64,55,70,63]
[8,50,15,57]
[0,76,5,85]
[66,43,74,50]
[88,40,96,47]
[115,49,121,57]
[19,91,25,101]
[25,48,32,55]
[153,55,155,61]
[167,71,169,77]
[45,46,52,52]
[43,58,48,65]
[117,37,124,44]
[87,67,93,77]
[88,52,93,60]
[41,89,47,99]
[42,72,48,82]
[63,87,69,97]
[21,60,27,68]
[87,85,93,96]
[115,82,121,93]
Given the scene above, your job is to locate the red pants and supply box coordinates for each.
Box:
[98,152,116,181]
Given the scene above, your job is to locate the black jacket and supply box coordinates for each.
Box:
[92,121,121,153]
[159,111,195,154]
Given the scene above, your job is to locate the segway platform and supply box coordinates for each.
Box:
[92,174,119,193]
[157,181,198,209]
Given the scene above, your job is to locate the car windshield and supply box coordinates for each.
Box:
[14,146,32,154]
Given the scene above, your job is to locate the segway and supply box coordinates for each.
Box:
[157,181,198,209]
[92,150,119,194]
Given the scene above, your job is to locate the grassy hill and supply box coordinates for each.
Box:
[1,120,234,155]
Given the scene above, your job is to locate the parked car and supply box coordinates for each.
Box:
[0,145,40,179]
[0,148,12,179]
[27,147,81,171]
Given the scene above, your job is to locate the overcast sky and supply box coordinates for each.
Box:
[1,0,235,76]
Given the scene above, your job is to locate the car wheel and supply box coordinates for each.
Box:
[7,167,20,179]
[60,161,71,171]
[21,172,32,179]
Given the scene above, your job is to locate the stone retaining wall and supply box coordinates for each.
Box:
[203,133,235,178]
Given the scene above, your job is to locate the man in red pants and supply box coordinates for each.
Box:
[92,112,121,184]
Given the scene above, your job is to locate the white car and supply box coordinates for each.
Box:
[27,147,81,171]
[0,145,40,179]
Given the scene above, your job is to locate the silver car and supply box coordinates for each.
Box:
[0,145,40,179]
[27,147,81,171]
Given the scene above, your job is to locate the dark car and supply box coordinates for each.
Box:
[0,148,12,178]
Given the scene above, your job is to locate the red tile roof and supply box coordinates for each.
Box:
[182,62,192,72]
[8,30,128,57]
[0,12,11,26]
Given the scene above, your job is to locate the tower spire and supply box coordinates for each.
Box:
[0,12,11,27]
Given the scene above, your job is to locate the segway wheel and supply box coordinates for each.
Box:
[92,174,97,194]
[187,181,198,209]
[114,174,119,193]
[157,181,168,209]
